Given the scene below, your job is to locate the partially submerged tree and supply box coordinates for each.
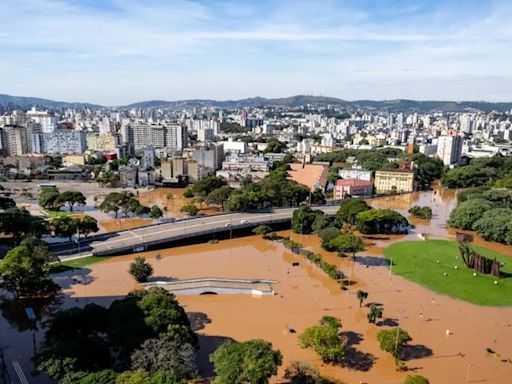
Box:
[0,243,59,298]
[180,203,199,217]
[57,191,86,212]
[356,290,368,307]
[149,205,163,219]
[129,256,154,283]
[299,316,345,363]
[210,339,282,384]
[252,225,273,236]
[405,375,430,384]
[367,305,383,324]
[377,328,412,363]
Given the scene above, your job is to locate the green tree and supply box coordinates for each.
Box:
[76,215,99,237]
[252,225,273,236]
[0,244,59,298]
[48,156,63,169]
[184,175,227,198]
[336,199,371,225]
[312,214,337,234]
[97,171,120,187]
[355,209,409,234]
[377,328,412,360]
[442,165,497,188]
[310,188,326,205]
[210,339,282,384]
[206,186,233,209]
[149,205,164,219]
[264,138,286,153]
[319,227,340,251]
[57,191,86,211]
[130,337,196,378]
[60,370,118,384]
[408,206,432,220]
[292,206,322,234]
[51,216,78,240]
[180,203,199,216]
[284,361,331,384]
[0,207,48,244]
[0,196,16,210]
[356,290,368,307]
[329,233,364,256]
[473,208,512,244]
[298,317,345,363]
[129,256,154,282]
[404,375,430,384]
[448,199,492,230]
[327,166,341,184]
[99,192,123,217]
[367,305,383,324]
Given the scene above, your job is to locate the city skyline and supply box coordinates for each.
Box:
[1,0,512,104]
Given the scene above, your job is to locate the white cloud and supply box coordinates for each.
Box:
[0,0,511,103]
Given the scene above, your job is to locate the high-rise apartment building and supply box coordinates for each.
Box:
[32,130,87,154]
[0,125,31,156]
[165,123,187,151]
[437,135,463,165]
[26,107,58,133]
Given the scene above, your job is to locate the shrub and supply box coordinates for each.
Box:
[404,375,430,384]
[408,206,432,220]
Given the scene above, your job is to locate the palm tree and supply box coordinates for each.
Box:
[357,290,368,307]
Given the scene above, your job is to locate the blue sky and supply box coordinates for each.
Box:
[1,0,511,105]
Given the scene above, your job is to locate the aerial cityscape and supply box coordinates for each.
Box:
[1,1,512,384]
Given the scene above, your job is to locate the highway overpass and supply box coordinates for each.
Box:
[53,206,340,259]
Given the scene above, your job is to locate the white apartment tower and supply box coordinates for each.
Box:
[437,135,463,165]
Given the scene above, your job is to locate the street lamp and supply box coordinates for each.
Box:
[466,363,473,383]
[75,227,81,254]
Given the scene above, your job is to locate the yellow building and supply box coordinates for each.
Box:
[86,133,118,152]
[63,154,86,166]
[374,167,415,194]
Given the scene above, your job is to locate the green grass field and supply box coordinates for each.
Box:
[384,240,512,306]
[49,255,114,273]
[45,210,73,218]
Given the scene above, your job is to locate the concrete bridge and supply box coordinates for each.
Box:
[52,205,340,259]
[141,277,278,296]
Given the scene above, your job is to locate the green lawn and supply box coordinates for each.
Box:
[384,240,512,306]
[49,255,114,273]
[45,210,72,218]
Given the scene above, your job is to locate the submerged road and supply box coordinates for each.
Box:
[53,206,340,259]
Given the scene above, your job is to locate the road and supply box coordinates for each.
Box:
[53,206,340,259]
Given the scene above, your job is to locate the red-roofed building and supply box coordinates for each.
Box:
[334,178,373,199]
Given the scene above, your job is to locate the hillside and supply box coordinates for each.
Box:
[1,93,511,113]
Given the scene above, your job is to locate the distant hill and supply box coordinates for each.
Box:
[1,93,511,113]
[124,96,512,112]
[352,99,512,113]
[0,94,102,110]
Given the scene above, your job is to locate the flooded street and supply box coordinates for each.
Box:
[53,185,512,383]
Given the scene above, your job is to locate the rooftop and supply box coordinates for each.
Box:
[336,178,373,187]
[288,163,328,191]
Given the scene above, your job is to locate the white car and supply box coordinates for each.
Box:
[240,219,250,224]
[224,222,232,227]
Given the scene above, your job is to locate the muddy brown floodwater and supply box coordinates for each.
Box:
[59,185,512,383]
